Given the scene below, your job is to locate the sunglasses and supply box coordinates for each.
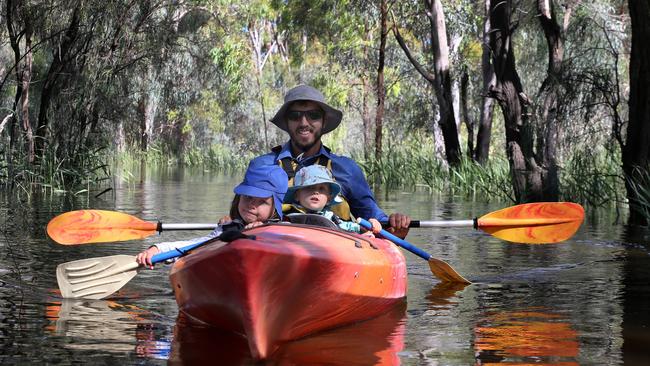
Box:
[287,109,324,122]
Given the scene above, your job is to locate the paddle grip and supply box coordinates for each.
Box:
[379,220,420,228]
[358,218,431,261]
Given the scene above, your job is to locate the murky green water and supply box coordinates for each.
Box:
[1,166,649,365]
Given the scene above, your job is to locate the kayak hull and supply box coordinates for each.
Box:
[169,224,407,359]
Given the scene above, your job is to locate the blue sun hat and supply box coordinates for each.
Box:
[234,164,288,219]
[284,165,342,207]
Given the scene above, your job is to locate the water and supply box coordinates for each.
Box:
[1,166,649,365]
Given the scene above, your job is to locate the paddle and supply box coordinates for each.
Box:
[57,236,218,299]
[358,218,471,284]
[47,202,584,245]
[47,209,218,245]
[382,201,584,244]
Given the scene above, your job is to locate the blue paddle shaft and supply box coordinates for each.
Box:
[358,218,432,261]
[150,237,213,264]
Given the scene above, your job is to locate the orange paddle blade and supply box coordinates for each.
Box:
[476,202,584,244]
[47,210,158,245]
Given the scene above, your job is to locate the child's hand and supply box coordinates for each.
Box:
[368,218,382,234]
[135,246,160,269]
[244,221,264,229]
[218,215,232,224]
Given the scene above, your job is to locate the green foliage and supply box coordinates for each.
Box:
[0,0,634,217]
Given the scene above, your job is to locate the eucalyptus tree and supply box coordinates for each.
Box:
[622,0,650,225]
[392,0,461,167]
[487,0,579,202]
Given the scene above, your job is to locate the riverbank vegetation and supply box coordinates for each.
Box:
[1,1,648,224]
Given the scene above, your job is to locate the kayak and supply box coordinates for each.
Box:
[168,221,408,359]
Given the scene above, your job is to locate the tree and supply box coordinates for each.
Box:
[393,0,461,167]
[474,0,496,164]
[488,0,540,202]
[622,0,650,225]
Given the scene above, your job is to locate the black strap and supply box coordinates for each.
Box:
[277,154,331,179]
[219,230,256,242]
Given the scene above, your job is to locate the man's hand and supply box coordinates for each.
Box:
[386,213,411,239]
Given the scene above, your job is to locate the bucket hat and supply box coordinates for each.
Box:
[284,165,341,207]
[234,164,288,219]
[270,85,343,135]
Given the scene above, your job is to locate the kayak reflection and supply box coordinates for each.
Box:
[169,301,407,365]
[474,308,579,365]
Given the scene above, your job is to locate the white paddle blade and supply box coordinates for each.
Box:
[57,255,141,299]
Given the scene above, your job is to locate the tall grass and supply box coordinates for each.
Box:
[117,142,253,175]
[359,133,626,206]
[0,145,111,197]
[358,133,514,201]
[623,166,650,222]
[559,147,623,205]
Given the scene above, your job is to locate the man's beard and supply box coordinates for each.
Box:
[291,129,322,153]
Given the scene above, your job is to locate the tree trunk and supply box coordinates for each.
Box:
[475,0,496,164]
[375,0,387,163]
[361,76,373,161]
[460,71,475,159]
[623,0,650,225]
[249,20,270,150]
[393,0,461,166]
[21,27,34,163]
[535,0,570,202]
[7,0,35,164]
[427,0,461,166]
[489,0,544,202]
[36,6,81,159]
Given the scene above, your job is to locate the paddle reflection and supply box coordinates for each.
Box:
[474,308,579,365]
[46,298,170,358]
[169,302,407,365]
[426,281,469,308]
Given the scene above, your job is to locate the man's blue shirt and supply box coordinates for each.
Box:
[249,142,388,221]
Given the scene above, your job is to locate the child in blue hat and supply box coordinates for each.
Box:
[136,164,288,268]
[284,165,382,235]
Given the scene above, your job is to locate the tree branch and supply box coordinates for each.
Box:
[391,20,435,84]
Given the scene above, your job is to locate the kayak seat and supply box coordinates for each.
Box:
[285,214,340,230]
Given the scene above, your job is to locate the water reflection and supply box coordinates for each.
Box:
[47,298,170,358]
[426,281,469,309]
[169,302,407,365]
[474,308,579,365]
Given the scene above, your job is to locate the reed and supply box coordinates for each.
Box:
[358,134,513,201]
[1,145,111,196]
[119,143,253,173]
[559,148,623,206]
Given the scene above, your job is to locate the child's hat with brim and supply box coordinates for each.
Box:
[284,165,341,206]
[234,163,288,219]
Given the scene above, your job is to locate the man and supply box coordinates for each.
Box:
[248,84,411,238]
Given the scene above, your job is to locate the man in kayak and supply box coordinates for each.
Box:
[248,84,411,238]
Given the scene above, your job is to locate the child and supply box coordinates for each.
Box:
[283,165,382,235]
[136,164,288,268]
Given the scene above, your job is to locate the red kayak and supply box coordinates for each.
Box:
[168,221,408,359]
